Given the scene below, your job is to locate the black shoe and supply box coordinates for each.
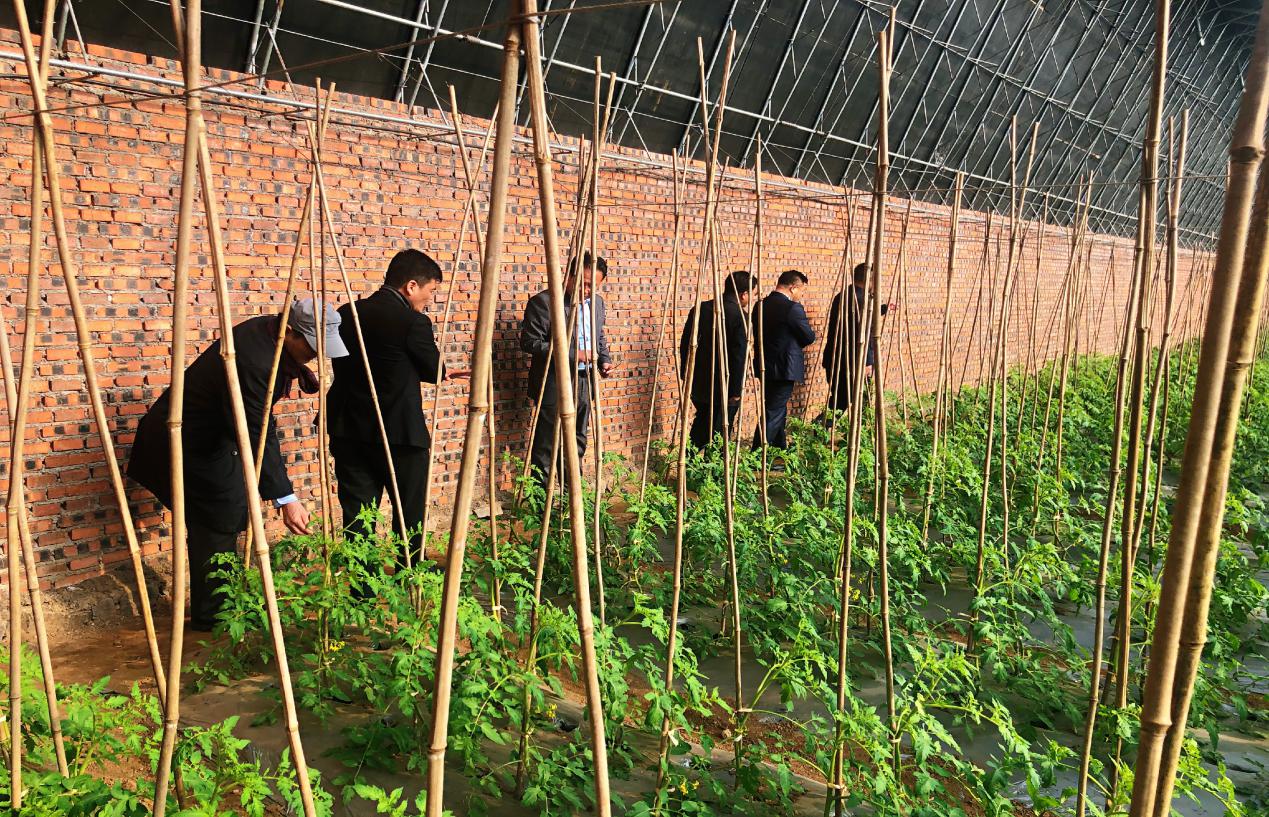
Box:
[188,617,217,633]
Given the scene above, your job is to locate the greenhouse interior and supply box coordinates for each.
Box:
[0,0,1267,814]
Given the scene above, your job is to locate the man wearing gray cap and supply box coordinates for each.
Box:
[128,297,347,630]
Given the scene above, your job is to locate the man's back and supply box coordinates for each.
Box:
[754,291,815,382]
[328,288,441,448]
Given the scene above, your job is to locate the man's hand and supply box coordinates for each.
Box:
[446,369,472,380]
[280,500,310,536]
[600,361,614,377]
[729,395,741,405]
[577,349,594,365]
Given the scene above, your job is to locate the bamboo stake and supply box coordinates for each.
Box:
[424,9,519,813]
[514,419,561,793]
[587,62,617,627]
[9,0,167,720]
[419,89,497,549]
[4,0,68,786]
[1139,112,1187,638]
[312,84,333,548]
[920,173,962,539]
[637,152,686,501]
[1105,2,1172,789]
[1074,186,1147,817]
[1019,195,1049,436]
[870,25,899,780]
[161,4,320,812]
[655,33,734,803]
[519,2,613,811]
[1131,7,1269,810]
[151,2,203,809]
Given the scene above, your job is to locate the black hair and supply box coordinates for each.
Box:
[725,270,756,298]
[385,248,443,288]
[568,251,609,279]
[777,269,808,287]
[852,262,869,283]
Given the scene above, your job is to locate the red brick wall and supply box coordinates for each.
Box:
[0,32,1212,588]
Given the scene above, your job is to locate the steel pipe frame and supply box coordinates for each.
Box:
[612,1,682,145]
[739,0,822,166]
[12,0,1238,242]
[246,0,268,73]
[395,0,431,103]
[404,0,452,111]
[794,5,875,177]
[674,0,745,156]
[255,0,285,89]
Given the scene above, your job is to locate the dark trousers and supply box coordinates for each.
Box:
[753,378,796,450]
[331,435,429,567]
[187,522,239,628]
[529,372,592,485]
[826,366,860,414]
[689,395,739,449]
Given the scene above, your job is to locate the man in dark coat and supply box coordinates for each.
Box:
[823,262,890,414]
[327,249,466,568]
[520,252,612,485]
[128,298,347,630]
[751,269,815,451]
[680,270,755,449]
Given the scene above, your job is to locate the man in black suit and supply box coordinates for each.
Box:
[680,270,755,449]
[823,262,891,414]
[752,269,816,451]
[520,252,612,485]
[128,298,348,630]
[327,249,466,567]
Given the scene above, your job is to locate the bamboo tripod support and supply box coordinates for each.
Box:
[1129,4,1269,813]
[520,1,613,811]
[424,10,519,813]
[9,0,168,732]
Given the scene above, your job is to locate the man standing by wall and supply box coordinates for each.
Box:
[520,252,612,486]
[327,249,466,571]
[128,298,347,630]
[823,262,891,414]
[680,270,755,449]
[752,269,815,451]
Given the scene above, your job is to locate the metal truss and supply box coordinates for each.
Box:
[41,0,1258,241]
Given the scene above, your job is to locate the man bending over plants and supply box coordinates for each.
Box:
[128,298,347,631]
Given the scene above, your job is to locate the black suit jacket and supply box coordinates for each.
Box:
[128,315,307,534]
[823,286,887,380]
[520,290,610,399]
[752,291,815,383]
[679,295,748,403]
[327,287,443,449]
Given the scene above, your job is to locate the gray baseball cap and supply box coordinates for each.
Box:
[289,297,349,358]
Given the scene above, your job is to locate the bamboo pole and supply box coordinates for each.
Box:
[424,9,519,813]
[1106,1,1172,788]
[870,24,899,780]
[1139,112,1187,634]
[587,62,617,627]
[514,420,561,793]
[637,152,686,501]
[151,2,203,810]
[655,33,734,803]
[520,1,613,811]
[9,0,168,718]
[1131,7,1269,811]
[920,173,962,539]
[419,89,497,549]
[1074,186,1147,817]
[3,0,68,787]
[161,4,321,812]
